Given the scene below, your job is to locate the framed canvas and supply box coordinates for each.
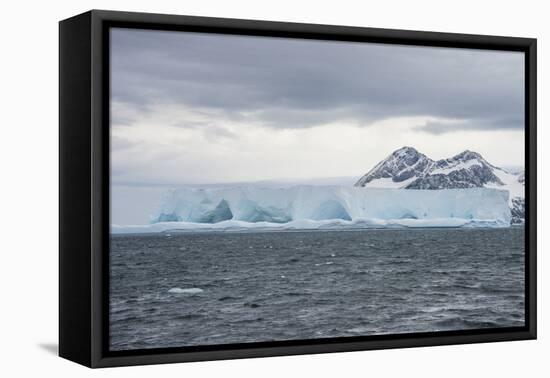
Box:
[59,10,537,368]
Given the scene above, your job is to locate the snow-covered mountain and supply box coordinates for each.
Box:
[355,146,525,224]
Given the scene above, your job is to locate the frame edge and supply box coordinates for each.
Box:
[77,9,538,368]
[59,11,94,368]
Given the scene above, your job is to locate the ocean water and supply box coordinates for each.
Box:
[109,227,525,351]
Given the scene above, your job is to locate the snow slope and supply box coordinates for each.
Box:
[486,167,524,202]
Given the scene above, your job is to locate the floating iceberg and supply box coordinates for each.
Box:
[167,287,204,294]
[111,186,511,234]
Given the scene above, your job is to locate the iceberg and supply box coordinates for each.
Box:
[167,287,204,294]
[110,186,511,234]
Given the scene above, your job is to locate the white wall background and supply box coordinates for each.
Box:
[0,0,546,376]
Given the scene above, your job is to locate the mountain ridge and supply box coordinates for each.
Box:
[355,146,525,224]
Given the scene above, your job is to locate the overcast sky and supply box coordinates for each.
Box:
[110,27,525,188]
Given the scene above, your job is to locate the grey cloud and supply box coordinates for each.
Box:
[170,120,237,140]
[111,28,524,132]
[111,135,138,151]
[111,111,139,127]
[417,115,524,135]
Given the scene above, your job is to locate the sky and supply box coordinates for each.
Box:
[110,28,525,224]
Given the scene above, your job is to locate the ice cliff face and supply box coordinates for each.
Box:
[355,147,525,224]
[151,186,510,228]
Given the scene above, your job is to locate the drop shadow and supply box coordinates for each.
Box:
[38,343,58,355]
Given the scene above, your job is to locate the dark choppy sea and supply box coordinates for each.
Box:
[109,227,525,351]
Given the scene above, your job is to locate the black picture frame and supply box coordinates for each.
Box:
[59,9,537,368]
